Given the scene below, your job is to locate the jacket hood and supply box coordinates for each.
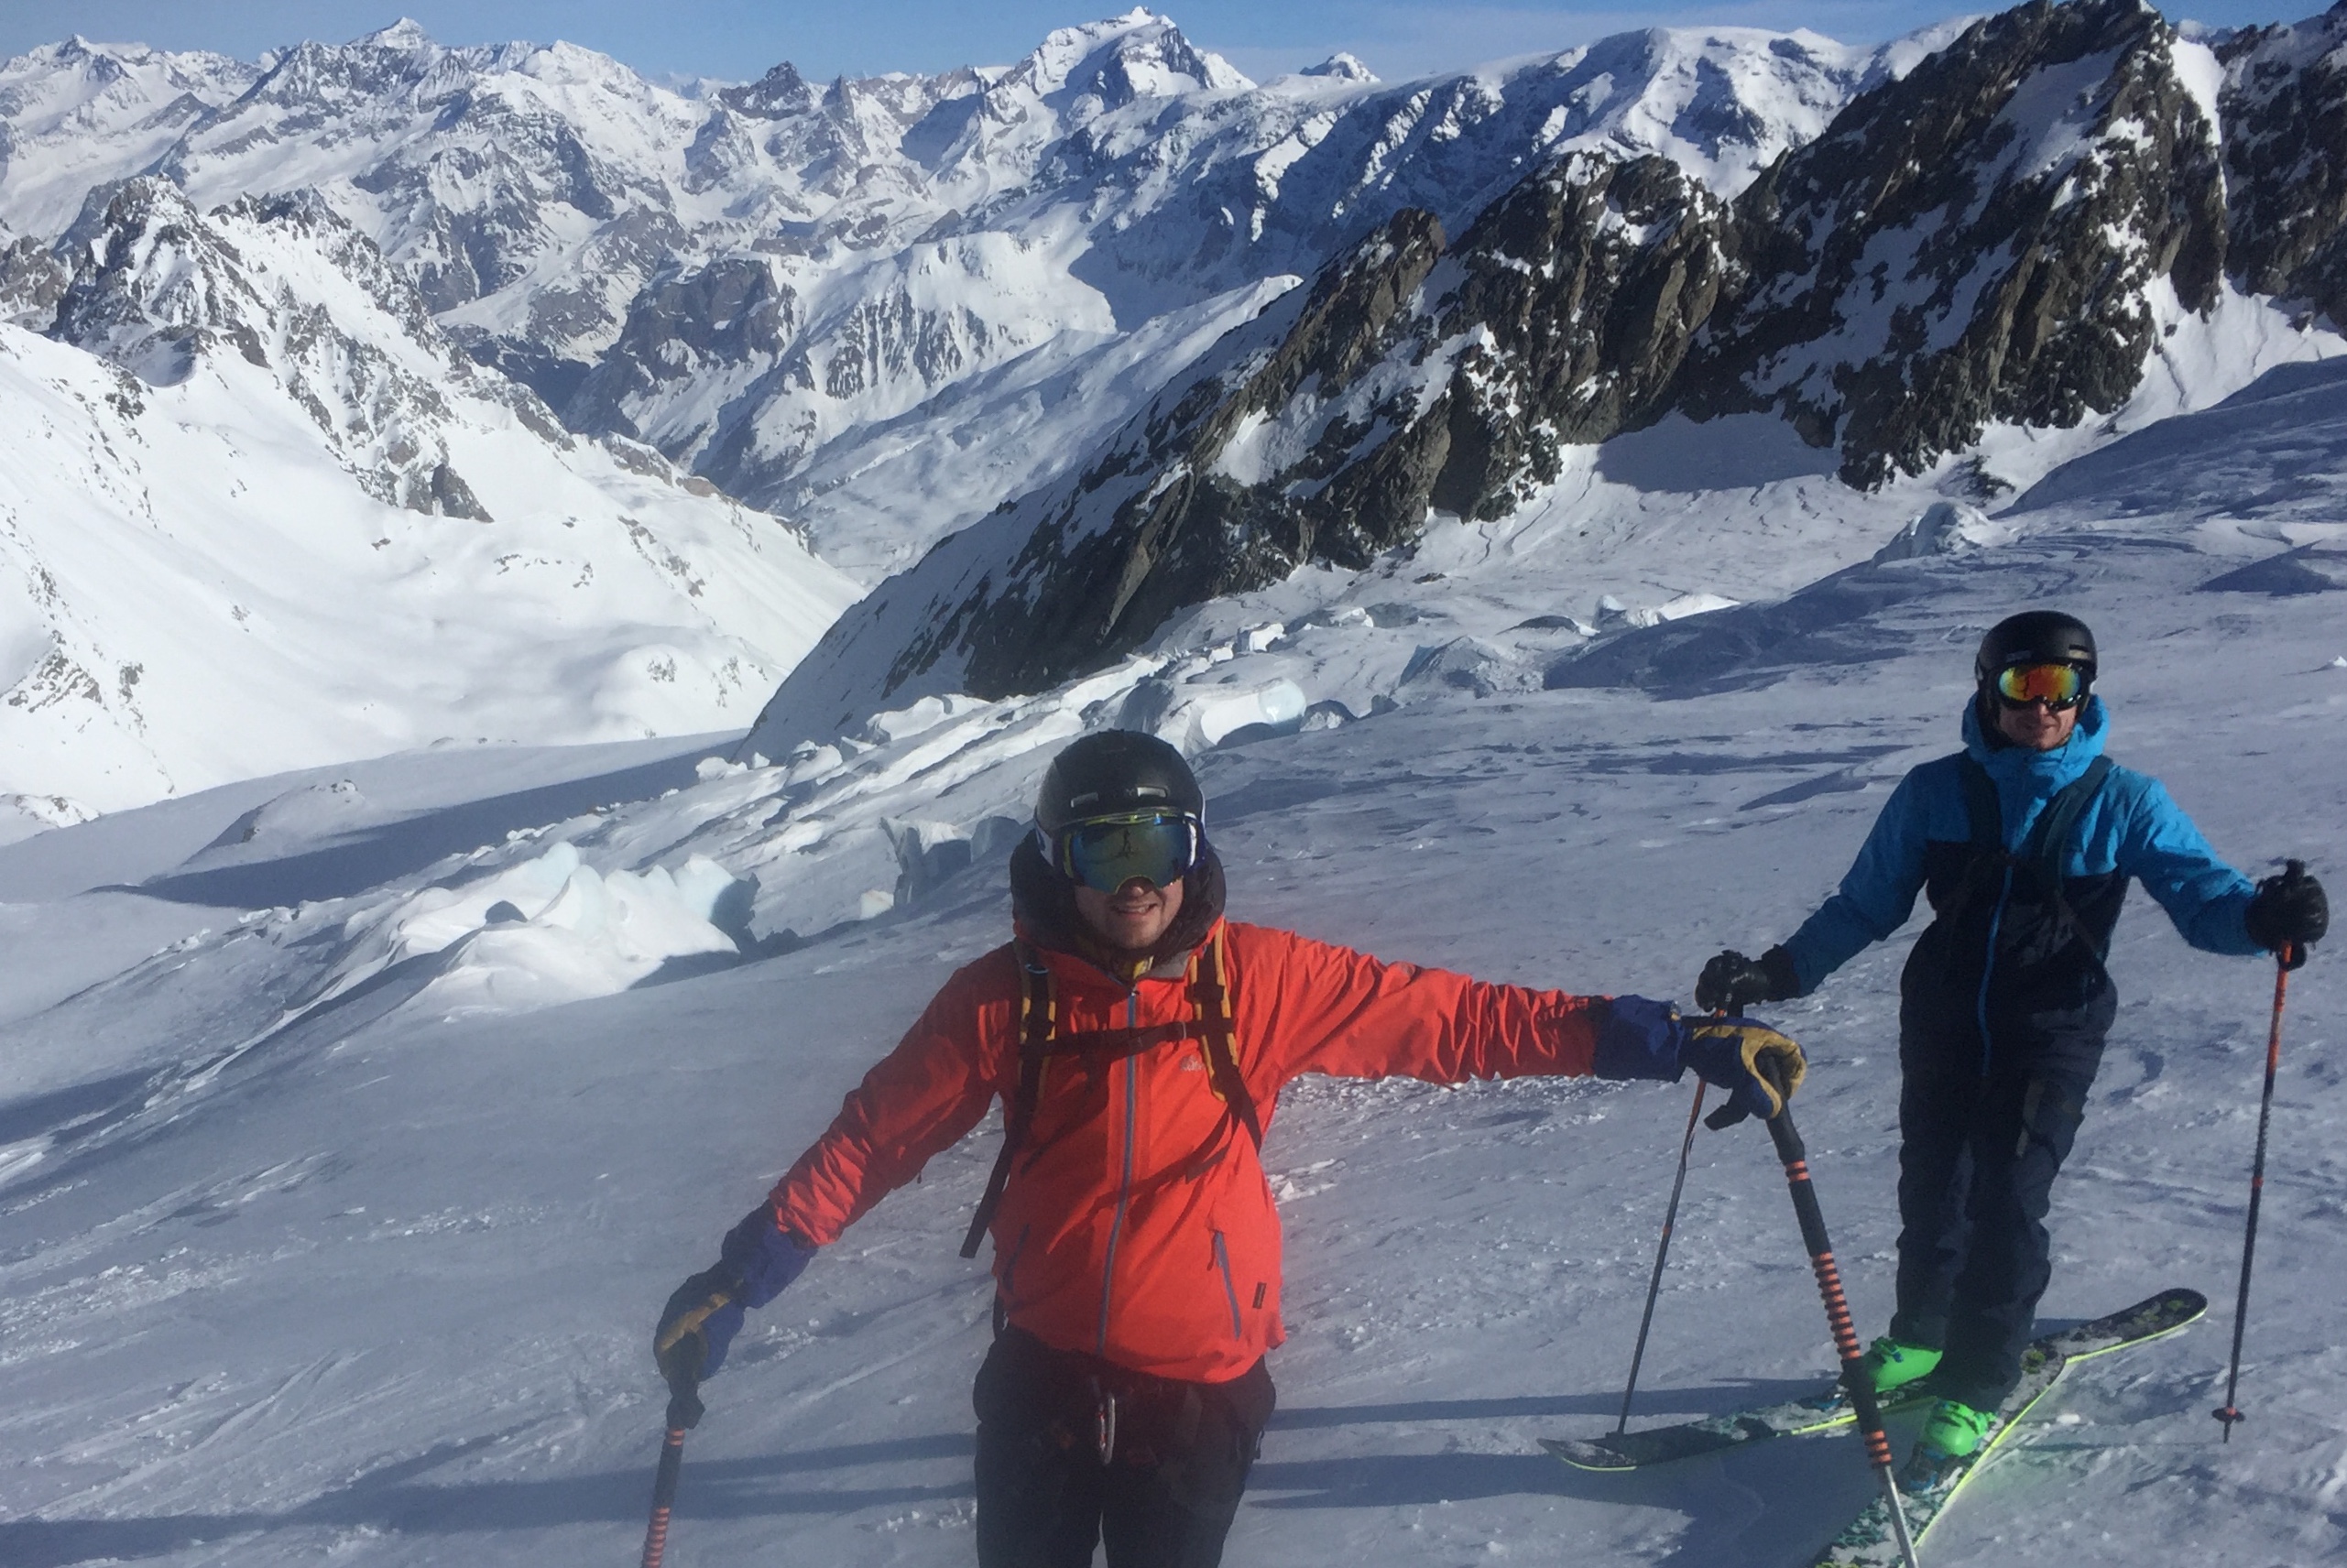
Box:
[1963,693,2109,842]
[1009,833,1228,980]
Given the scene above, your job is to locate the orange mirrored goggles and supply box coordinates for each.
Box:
[1992,661,2089,709]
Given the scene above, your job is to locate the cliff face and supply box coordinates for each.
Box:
[2221,4,2347,327]
[745,0,2347,738]
[1691,0,2227,487]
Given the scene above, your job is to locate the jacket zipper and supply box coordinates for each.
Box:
[1212,1230,1242,1339]
[1097,988,1141,1354]
[1976,862,2014,1076]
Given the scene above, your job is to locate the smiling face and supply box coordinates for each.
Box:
[1994,693,2080,751]
[1073,874,1185,955]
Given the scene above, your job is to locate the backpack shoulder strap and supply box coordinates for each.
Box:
[2024,755,2112,886]
[959,942,1054,1259]
[1955,754,2003,852]
[1191,929,1262,1150]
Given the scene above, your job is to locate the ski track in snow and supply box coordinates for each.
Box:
[2,355,2345,1564]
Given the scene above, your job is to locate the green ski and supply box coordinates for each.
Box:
[1811,1288,2206,1568]
[1543,1383,1936,1472]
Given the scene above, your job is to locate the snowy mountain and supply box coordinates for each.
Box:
[0,334,2340,1567]
[0,12,1923,583]
[573,15,1920,572]
[741,0,2347,743]
[0,177,857,832]
[6,3,2347,805]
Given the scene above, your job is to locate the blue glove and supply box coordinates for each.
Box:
[1593,996,1807,1122]
[654,1206,817,1389]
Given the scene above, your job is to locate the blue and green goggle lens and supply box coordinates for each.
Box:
[1051,811,1203,893]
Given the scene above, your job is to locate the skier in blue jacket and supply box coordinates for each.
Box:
[1697,611,2327,1485]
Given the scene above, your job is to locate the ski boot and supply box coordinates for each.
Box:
[1853,1334,1942,1394]
[1899,1398,1993,1495]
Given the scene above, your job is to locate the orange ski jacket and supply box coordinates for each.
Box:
[766,918,1611,1385]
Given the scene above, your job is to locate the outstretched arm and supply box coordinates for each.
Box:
[2119,778,2262,957]
[1778,768,1935,993]
[655,953,1014,1388]
[1231,922,1606,1087]
[1230,924,1803,1121]
[766,953,1016,1244]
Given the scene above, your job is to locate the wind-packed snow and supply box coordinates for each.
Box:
[2,354,2342,1565]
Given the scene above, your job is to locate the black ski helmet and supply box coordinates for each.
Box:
[1034,731,1204,834]
[1975,611,2096,687]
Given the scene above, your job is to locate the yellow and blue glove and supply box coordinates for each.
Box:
[1593,996,1807,1122]
[653,1206,817,1408]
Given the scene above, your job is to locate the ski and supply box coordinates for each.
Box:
[1543,1382,1936,1471]
[1810,1288,2207,1568]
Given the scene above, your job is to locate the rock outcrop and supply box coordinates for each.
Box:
[2220,3,2347,325]
[746,0,2347,736]
[1688,0,2226,486]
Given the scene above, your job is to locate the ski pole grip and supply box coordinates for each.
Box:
[2278,860,2311,971]
[664,1382,704,1432]
[1699,1051,1801,1135]
[662,1338,708,1431]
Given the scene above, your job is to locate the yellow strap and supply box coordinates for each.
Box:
[654,1286,736,1359]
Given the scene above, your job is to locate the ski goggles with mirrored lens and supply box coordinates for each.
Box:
[1048,811,1203,893]
[1992,661,2090,710]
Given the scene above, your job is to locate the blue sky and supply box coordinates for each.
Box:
[0,1,2306,84]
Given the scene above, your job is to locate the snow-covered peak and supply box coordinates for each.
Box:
[354,17,436,50]
[1300,52,1378,82]
[0,38,259,238]
[997,10,1252,104]
[57,178,451,382]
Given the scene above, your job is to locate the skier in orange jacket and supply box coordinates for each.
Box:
[657,730,1806,1567]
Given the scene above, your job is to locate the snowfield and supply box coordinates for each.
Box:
[1,352,2342,1566]
[0,187,860,833]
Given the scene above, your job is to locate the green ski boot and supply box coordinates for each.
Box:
[1898,1397,1995,1496]
[1855,1334,1943,1395]
[1916,1398,1992,1459]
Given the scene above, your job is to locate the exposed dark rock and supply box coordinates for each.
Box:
[1686,0,2226,486]
[0,230,69,330]
[427,462,494,521]
[2221,5,2347,325]
[564,256,801,449]
[720,62,819,119]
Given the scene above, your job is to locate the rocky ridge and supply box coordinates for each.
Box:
[743,0,2347,737]
[0,13,1908,579]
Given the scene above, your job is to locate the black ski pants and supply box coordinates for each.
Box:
[973,1327,1275,1568]
[1887,1056,2094,1410]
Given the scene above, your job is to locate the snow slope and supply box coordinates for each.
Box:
[0,181,858,831]
[0,356,2340,1565]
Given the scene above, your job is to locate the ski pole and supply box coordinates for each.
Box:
[1712,1069,1920,1568]
[641,1355,706,1568]
[2213,918,2303,1442]
[1616,1075,1708,1432]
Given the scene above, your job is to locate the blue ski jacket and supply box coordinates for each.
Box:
[1780,696,2261,1073]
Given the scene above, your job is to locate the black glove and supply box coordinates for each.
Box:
[1695,945,1800,1014]
[2245,861,2326,969]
